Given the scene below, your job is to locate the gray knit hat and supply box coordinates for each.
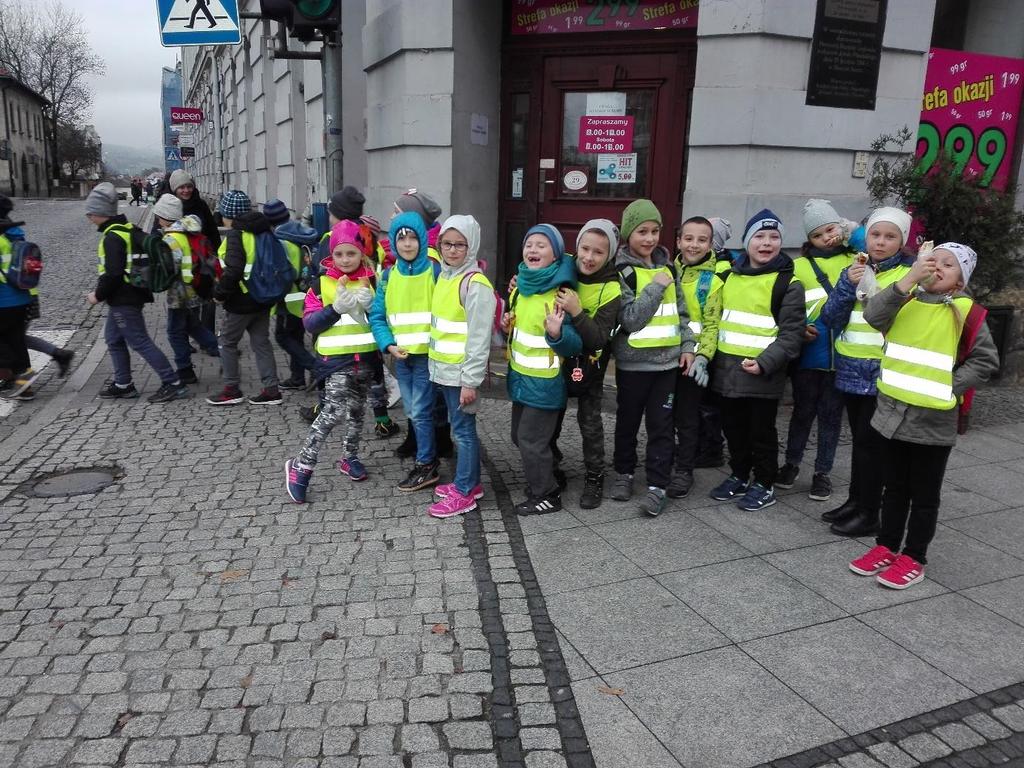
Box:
[218,190,251,219]
[153,194,183,222]
[802,199,841,237]
[576,218,619,256]
[85,182,118,217]
[169,169,194,193]
[396,189,442,227]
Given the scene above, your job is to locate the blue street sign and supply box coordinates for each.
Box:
[166,146,183,162]
[156,0,241,47]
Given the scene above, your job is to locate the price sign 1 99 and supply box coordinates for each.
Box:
[916,121,1008,188]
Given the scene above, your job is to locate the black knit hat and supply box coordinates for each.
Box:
[328,186,365,221]
[0,194,12,219]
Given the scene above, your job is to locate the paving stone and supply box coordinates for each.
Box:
[323,727,356,755]
[412,752,451,768]
[898,734,951,763]
[358,725,396,756]
[520,728,562,750]
[992,703,1024,731]
[174,735,218,763]
[400,723,440,753]
[867,742,920,768]
[524,752,568,768]
[408,697,447,723]
[123,738,176,763]
[72,738,127,764]
[964,712,1012,740]
[934,723,987,751]
[443,722,494,751]
[452,756,500,768]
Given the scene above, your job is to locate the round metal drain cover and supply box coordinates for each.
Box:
[27,468,119,498]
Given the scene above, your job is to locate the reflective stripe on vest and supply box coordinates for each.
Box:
[509,290,560,378]
[165,231,193,284]
[97,224,137,283]
[791,253,852,321]
[0,234,10,280]
[217,232,256,293]
[679,265,723,353]
[835,265,911,359]
[385,268,435,354]
[628,266,681,348]
[876,297,971,410]
[717,272,779,357]
[314,275,377,355]
[429,271,492,364]
[280,240,305,317]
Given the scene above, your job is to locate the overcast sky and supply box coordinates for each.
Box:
[79,0,179,149]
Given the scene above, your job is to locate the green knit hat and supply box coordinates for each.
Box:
[620,199,662,241]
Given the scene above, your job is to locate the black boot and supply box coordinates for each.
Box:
[821,497,857,523]
[435,425,454,459]
[579,472,603,510]
[830,510,878,537]
[395,420,417,458]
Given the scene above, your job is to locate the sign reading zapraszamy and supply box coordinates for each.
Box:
[806,0,888,110]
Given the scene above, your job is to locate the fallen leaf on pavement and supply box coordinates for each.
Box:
[597,685,625,696]
[240,675,253,689]
[219,570,247,582]
[431,624,449,634]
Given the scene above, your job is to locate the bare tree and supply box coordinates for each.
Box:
[57,122,102,181]
[0,0,105,181]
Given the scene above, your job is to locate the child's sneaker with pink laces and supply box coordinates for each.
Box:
[877,554,925,590]
[849,545,895,576]
[337,456,368,481]
[434,483,484,501]
[429,489,478,519]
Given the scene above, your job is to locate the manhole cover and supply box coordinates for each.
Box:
[25,467,120,498]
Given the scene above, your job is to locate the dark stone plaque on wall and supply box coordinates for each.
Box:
[806,0,888,110]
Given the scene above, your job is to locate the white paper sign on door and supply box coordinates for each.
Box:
[596,153,637,183]
[586,92,626,116]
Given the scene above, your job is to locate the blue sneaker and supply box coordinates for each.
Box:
[710,475,748,501]
[285,458,313,503]
[737,482,776,511]
[338,456,368,482]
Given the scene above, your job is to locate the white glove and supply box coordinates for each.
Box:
[353,286,374,310]
[688,355,710,388]
[332,288,356,314]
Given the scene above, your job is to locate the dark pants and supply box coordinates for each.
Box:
[697,400,725,460]
[784,369,845,473]
[673,372,705,473]
[219,308,278,390]
[274,310,317,381]
[613,368,676,489]
[720,395,780,487]
[167,306,219,370]
[104,305,176,386]
[875,434,952,564]
[512,403,560,499]
[550,383,607,475]
[845,393,885,517]
[200,300,216,334]
[0,304,30,374]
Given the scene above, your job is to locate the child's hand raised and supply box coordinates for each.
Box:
[847,263,866,285]
[740,358,762,375]
[543,302,564,340]
[555,287,581,317]
[908,255,937,285]
[500,311,515,335]
[652,271,672,288]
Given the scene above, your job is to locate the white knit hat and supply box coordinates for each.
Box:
[866,206,912,246]
[153,193,183,222]
[934,242,978,287]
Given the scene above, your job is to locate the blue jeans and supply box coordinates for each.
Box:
[438,384,480,495]
[167,306,219,370]
[394,354,435,464]
[274,310,318,380]
[105,305,176,386]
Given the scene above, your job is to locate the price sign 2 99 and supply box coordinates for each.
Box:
[916,121,1008,188]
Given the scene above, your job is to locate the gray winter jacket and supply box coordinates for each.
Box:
[428,256,496,390]
[865,284,1000,446]
[611,244,695,372]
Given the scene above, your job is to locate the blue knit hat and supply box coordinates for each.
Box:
[263,198,290,226]
[218,190,251,219]
[742,209,784,250]
[524,223,565,257]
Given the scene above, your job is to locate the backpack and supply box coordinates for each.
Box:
[460,261,506,348]
[4,240,43,290]
[185,232,221,299]
[247,231,296,305]
[956,303,988,435]
[126,226,176,292]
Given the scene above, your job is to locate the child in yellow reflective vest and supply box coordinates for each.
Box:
[849,243,999,589]
[285,221,381,502]
[502,224,583,516]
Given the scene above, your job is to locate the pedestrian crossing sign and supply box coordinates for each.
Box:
[156,0,241,47]
[166,146,183,162]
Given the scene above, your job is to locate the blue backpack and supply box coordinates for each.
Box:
[247,231,296,304]
[4,240,43,290]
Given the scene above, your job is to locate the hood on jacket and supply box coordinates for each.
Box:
[0,224,25,240]
[516,252,577,297]
[387,211,429,275]
[231,211,271,235]
[320,257,375,282]
[730,252,794,276]
[275,220,320,246]
[166,215,203,235]
[438,215,482,279]
[615,242,673,270]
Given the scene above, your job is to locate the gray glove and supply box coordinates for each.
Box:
[332,287,355,314]
[688,354,709,388]
[353,286,374,310]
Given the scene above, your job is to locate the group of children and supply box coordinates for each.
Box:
[67,180,1005,591]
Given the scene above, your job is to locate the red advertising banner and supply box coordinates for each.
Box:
[170,106,204,124]
[510,0,698,35]
[917,48,1024,191]
[579,116,634,153]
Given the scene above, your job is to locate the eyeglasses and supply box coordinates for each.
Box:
[440,242,468,253]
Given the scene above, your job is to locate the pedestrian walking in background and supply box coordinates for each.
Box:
[610,199,696,517]
[206,190,282,406]
[285,220,381,501]
[426,215,496,519]
[84,183,187,404]
[850,243,999,589]
[153,194,219,385]
[708,210,804,512]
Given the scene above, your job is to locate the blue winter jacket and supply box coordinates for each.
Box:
[0,226,32,308]
[369,212,439,352]
[820,251,915,395]
[507,254,583,411]
[796,246,856,372]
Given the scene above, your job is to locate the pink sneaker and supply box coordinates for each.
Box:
[849,545,896,576]
[429,489,478,519]
[876,554,925,590]
[434,482,484,501]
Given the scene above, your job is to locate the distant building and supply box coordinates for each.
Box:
[0,68,50,197]
[162,64,184,174]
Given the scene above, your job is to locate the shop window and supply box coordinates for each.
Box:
[559,90,653,199]
[931,0,967,50]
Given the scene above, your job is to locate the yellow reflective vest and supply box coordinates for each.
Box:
[508,288,561,378]
[717,272,779,358]
[97,224,136,282]
[280,240,306,317]
[626,266,682,348]
[792,252,853,321]
[877,297,971,410]
[429,270,492,365]
[315,275,377,356]
[385,268,435,355]
[835,265,912,360]
[217,232,256,294]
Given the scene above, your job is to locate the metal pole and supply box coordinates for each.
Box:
[322,29,343,196]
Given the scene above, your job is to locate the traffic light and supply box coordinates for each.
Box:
[259,0,340,40]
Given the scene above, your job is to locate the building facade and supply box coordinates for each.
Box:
[180,0,1024,288]
[0,70,50,198]
[162,65,185,174]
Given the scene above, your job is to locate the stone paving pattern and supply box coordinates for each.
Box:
[1,201,1024,768]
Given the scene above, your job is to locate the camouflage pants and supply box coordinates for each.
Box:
[298,365,374,466]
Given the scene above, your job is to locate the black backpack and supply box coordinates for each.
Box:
[120,225,177,293]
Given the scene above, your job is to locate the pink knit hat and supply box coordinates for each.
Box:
[328,220,363,253]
